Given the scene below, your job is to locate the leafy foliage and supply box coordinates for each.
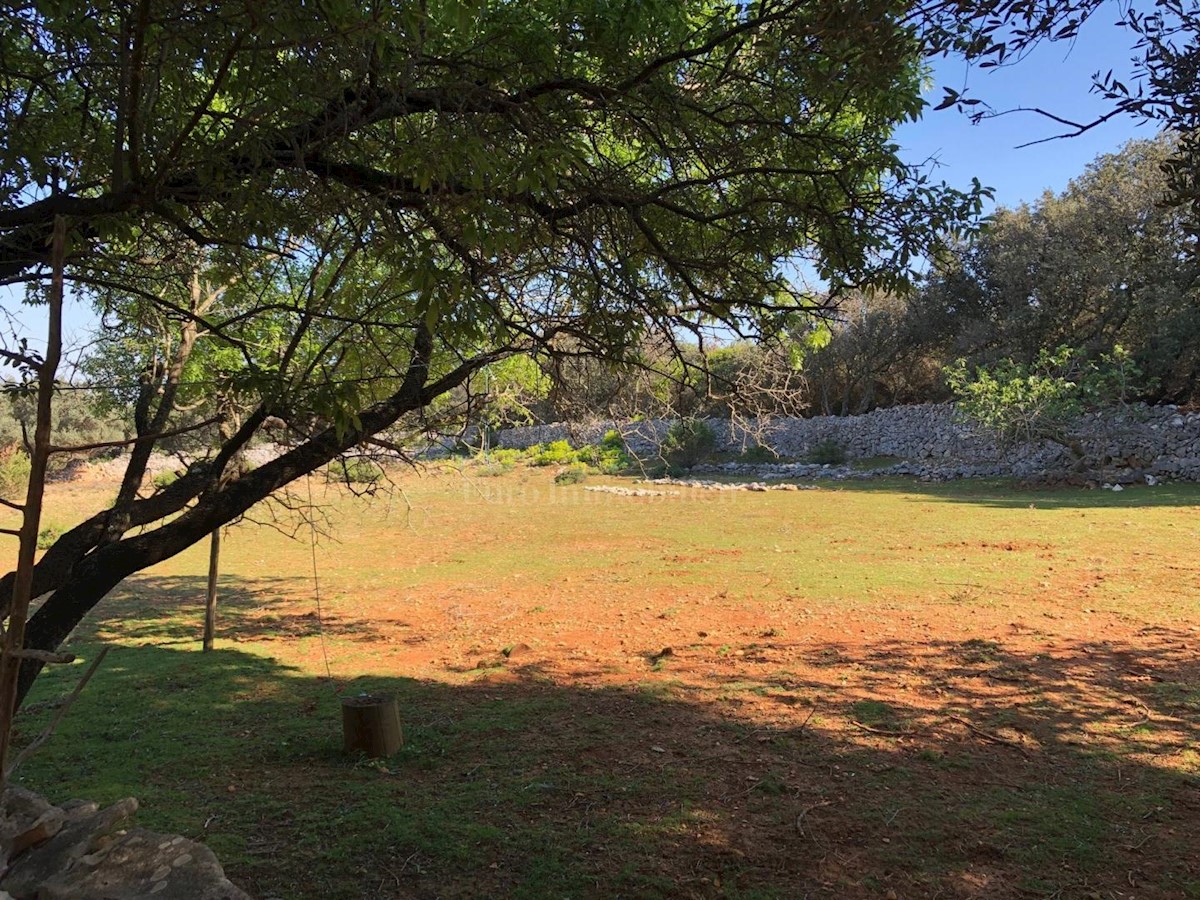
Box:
[553,464,589,485]
[945,346,1146,462]
[662,419,717,470]
[805,439,848,465]
[802,135,1200,414]
[0,449,30,502]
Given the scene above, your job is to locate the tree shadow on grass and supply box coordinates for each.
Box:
[11,611,1200,899]
[78,574,392,645]
[828,477,1200,510]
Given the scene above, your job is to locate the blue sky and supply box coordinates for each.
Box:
[895,11,1150,211]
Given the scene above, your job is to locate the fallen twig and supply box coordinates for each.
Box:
[795,799,832,837]
[947,714,1029,752]
[851,720,911,737]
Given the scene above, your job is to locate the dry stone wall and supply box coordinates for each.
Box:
[489,403,1200,481]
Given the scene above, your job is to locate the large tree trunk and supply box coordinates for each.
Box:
[11,334,504,708]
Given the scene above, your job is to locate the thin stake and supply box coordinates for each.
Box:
[306,473,334,685]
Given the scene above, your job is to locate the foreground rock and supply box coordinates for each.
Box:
[0,789,250,899]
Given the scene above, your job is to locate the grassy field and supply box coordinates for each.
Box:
[8,468,1200,899]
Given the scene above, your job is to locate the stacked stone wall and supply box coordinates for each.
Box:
[488,404,1200,480]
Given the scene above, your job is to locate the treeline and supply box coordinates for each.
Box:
[473,134,1198,426]
[3,136,1195,452]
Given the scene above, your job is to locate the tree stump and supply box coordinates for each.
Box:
[341,694,403,758]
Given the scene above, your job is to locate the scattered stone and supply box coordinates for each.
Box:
[582,486,673,497]
[1,793,251,900]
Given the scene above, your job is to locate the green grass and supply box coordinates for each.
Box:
[7,471,1200,898]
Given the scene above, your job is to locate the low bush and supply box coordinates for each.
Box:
[805,439,846,465]
[662,419,715,470]
[577,430,633,474]
[487,448,524,466]
[151,469,179,490]
[37,524,63,550]
[0,448,30,501]
[739,445,778,463]
[528,440,576,467]
[474,461,513,477]
[554,463,589,485]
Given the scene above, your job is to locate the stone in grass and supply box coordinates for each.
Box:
[0,788,65,866]
[2,796,251,900]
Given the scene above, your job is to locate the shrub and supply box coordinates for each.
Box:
[944,345,1147,468]
[151,469,179,490]
[577,430,632,474]
[0,449,30,501]
[554,463,589,485]
[805,439,846,465]
[327,457,384,484]
[600,429,625,451]
[529,440,576,466]
[36,524,63,550]
[662,419,716,470]
[739,444,778,463]
[488,448,523,466]
[474,461,513,477]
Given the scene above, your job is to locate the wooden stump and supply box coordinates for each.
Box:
[341,694,403,758]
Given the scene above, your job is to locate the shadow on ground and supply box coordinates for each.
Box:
[13,586,1200,900]
[76,575,387,644]
[825,477,1200,510]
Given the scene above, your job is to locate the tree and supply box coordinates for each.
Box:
[801,289,948,415]
[0,0,1102,720]
[944,344,1145,469]
[917,135,1200,402]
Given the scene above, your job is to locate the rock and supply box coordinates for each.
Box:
[32,828,251,900]
[2,797,138,897]
[0,788,64,865]
[0,792,251,900]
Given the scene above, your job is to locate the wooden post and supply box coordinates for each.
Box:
[341,694,403,758]
[202,528,220,651]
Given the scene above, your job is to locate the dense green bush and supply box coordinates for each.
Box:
[577,429,633,474]
[528,440,576,467]
[36,525,63,550]
[151,469,179,490]
[805,439,846,465]
[554,463,589,485]
[487,448,524,466]
[662,419,716,470]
